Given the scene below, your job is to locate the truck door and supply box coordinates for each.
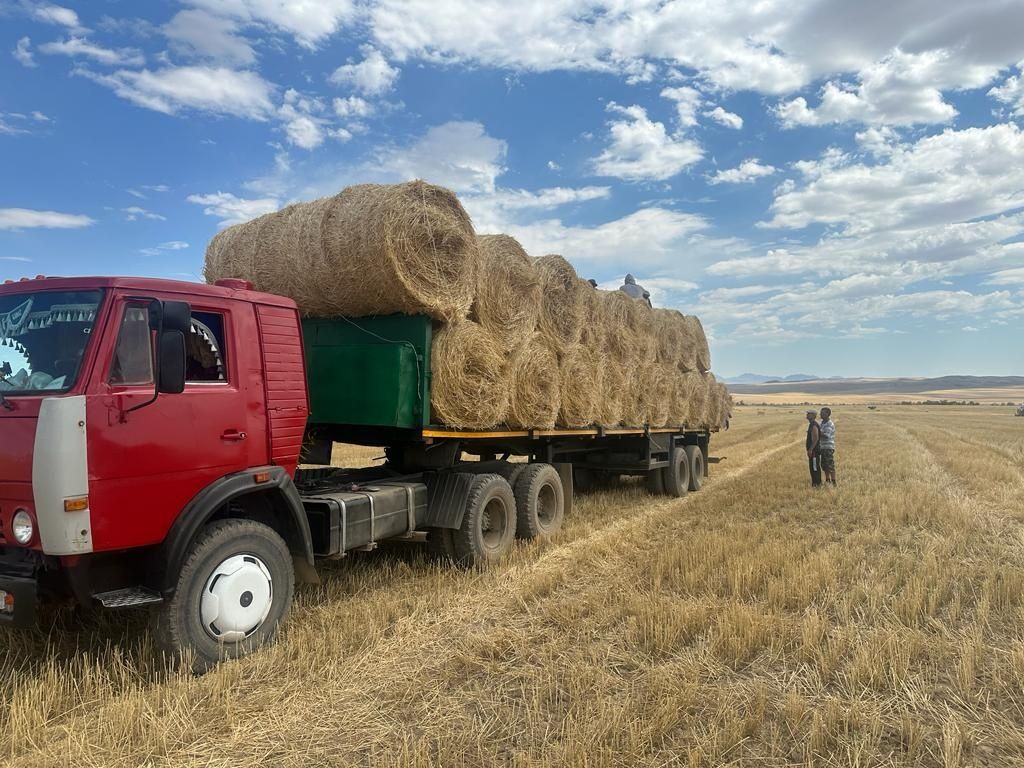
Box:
[86,295,254,552]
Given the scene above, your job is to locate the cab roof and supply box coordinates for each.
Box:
[0,275,298,309]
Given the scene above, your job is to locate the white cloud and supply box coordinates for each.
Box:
[77,66,275,119]
[140,240,190,256]
[187,192,279,227]
[774,49,999,127]
[764,123,1024,231]
[122,206,166,221]
[164,9,256,65]
[0,256,32,262]
[185,0,356,48]
[547,160,561,171]
[39,37,145,67]
[985,267,1024,286]
[332,95,373,118]
[660,86,701,128]
[989,65,1024,116]
[704,106,743,129]
[31,4,81,29]
[0,208,94,230]
[329,47,400,95]
[373,120,507,194]
[591,103,702,182]
[494,207,712,267]
[277,89,330,150]
[707,158,777,185]
[12,37,35,68]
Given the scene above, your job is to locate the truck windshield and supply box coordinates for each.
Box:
[0,290,103,394]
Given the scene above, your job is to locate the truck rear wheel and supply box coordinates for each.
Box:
[685,445,705,492]
[453,474,516,566]
[661,446,691,498]
[154,519,294,673]
[513,463,564,540]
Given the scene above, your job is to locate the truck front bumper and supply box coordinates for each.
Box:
[0,548,40,628]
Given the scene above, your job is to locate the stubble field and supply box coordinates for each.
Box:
[1,406,1023,766]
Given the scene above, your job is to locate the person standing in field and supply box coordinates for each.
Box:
[806,410,822,487]
[819,407,837,485]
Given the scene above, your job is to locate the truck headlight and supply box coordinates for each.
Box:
[11,509,33,545]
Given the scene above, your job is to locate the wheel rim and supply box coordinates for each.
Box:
[200,553,274,643]
[536,482,558,531]
[480,497,509,550]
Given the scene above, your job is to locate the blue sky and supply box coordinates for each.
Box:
[1,0,1023,378]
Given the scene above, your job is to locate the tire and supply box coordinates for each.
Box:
[453,474,517,566]
[646,468,665,495]
[513,463,565,540]
[153,519,294,673]
[685,445,705,492]
[661,446,690,498]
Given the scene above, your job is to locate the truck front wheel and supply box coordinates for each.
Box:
[154,519,294,673]
[453,474,516,566]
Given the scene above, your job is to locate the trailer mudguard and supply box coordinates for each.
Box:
[421,471,477,529]
[149,465,316,595]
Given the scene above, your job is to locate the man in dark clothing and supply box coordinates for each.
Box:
[806,410,822,487]
[819,407,837,485]
[619,274,652,307]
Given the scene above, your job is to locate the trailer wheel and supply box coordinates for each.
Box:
[453,474,516,566]
[661,446,691,498]
[646,468,665,495]
[154,519,294,673]
[513,463,565,540]
[685,445,705,492]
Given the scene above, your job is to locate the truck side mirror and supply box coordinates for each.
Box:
[158,329,186,394]
[161,301,192,334]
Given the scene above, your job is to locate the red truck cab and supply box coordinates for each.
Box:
[0,276,313,666]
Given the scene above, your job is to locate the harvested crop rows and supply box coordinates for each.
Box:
[2,406,1024,767]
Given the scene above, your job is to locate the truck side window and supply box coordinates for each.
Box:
[186,311,228,383]
[109,306,154,386]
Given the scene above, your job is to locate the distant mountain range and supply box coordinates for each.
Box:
[724,373,820,384]
[725,375,1024,395]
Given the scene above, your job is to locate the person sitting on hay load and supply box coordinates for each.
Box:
[619,274,652,307]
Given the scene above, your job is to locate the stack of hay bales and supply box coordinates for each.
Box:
[203,180,731,431]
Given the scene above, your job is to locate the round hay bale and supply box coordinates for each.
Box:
[668,370,697,426]
[506,333,559,429]
[430,320,509,429]
[685,316,711,372]
[622,366,653,428]
[471,235,541,353]
[579,283,608,351]
[602,291,642,365]
[203,180,478,322]
[634,302,658,364]
[535,255,585,353]
[653,308,686,366]
[596,363,625,428]
[683,372,709,428]
[558,344,601,427]
[674,313,698,372]
[646,365,675,428]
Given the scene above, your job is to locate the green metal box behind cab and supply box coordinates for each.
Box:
[302,315,433,430]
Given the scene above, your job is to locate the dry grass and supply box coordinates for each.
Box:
[4,406,1024,766]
